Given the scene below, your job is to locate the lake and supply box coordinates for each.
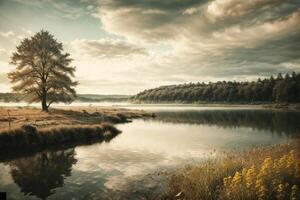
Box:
[0,106,299,199]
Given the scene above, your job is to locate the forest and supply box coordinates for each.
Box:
[132,72,300,103]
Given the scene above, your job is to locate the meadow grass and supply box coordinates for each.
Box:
[166,139,300,200]
[0,107,153,129]
[0,106,153,150]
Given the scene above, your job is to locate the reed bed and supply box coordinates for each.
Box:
[0,123,120,150]
[166,139,300,200]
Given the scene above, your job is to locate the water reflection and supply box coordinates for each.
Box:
[0,127,121,200]
[0,108,299,199]
[9,149,76,199]
[152,109,300,135]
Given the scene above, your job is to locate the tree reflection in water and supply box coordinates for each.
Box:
[9,149,77,199]
[151,109,300,135]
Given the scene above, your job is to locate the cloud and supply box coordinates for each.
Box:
[91,0,300,83]
[210,12,300,47]
[12,0,98,20]
[96,0,207,42]
[0,31,15,38]
[206,0,282,20]
[71,39,147,58]
[2,0,300,93]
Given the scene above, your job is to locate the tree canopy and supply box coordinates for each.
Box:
[8,30,78,111]
[132,72,300,103]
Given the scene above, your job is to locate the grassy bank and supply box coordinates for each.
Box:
[0,123,120,150]
[165,139,300,200]
[0,107,153,129]
[0,107,153,150]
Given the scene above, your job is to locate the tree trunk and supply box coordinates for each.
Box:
[41,87,48,112]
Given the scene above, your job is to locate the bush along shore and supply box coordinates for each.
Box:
[0,123,120,150]
[165,138,300,200]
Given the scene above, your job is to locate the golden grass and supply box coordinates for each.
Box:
[166,139,300,200]
[0,123,120,150]
[0,107,152,129]
[0,107,153,151]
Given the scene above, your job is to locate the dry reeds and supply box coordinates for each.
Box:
[166,139,300,200]
[0,123,120,150]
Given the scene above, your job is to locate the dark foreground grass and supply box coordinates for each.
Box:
[164,139,300,200]
[0,123,120,150]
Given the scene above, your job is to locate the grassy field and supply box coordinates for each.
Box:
[165,138,300,200]
[0,107,153,129]
[0,107,153,150]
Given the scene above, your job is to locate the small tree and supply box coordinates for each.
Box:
[8,30,78,111]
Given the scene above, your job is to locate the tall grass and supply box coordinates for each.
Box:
[0,123,120,150]
[166,139,300,200]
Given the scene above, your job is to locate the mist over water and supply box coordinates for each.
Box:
[0,106,299,199]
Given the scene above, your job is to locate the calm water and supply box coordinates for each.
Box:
[0,106,299,199]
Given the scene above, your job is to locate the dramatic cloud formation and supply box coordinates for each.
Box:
[0,0,299,94]
[71,39,147,58]
[94,0,300,81]
[96,0,204,42]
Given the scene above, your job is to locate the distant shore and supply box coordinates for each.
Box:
[130,102,300,111]
[1,102,300,112]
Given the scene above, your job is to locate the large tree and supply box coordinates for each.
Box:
[8,30,78,111]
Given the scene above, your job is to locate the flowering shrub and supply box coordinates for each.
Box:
[222,150,300,200]
[167,139,300,200]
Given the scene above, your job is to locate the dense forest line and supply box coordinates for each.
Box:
[132,72,300,103]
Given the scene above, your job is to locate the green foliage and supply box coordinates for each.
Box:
[8,30,78,111]
[132,72,300,103]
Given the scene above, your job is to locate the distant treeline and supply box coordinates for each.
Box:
[0,93,130,103]
[0,93,20,102]
[76,94,130,102]
[132,72,300,103]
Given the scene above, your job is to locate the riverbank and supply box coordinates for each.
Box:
[0,107,153,129]
[0,107,154,150]
[164,138,300,200]
[0,123,120,150]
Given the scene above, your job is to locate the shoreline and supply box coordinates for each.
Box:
[0,123,121,152]
[0,107,154,152]
[1,102,300,112]
[0,107,154,129]
[129,102,300,111]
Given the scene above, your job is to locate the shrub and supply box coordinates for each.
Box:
[166,139,300,200]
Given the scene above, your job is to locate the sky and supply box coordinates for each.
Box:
[0,0,300,95]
